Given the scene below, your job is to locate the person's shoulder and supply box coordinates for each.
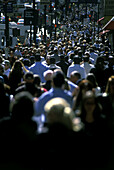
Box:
[89,63,95,67]
[68,80,78,88]
[80,65,86,70]
[15,84,26,94]
[38,88,53,100]
[64,89,73,97]
[41,62,49,67]
[69,64,75,68]
[90,67,96,72]
[29,63,36,69]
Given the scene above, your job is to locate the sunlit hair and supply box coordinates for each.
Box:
[44,97,74,130]
[105,75,114,93]
[10,60,28,73]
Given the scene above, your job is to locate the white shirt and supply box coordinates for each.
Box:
[81,62,94,75]
[4,68,11,77]
[90,52,98,64]
[67,64,86,79]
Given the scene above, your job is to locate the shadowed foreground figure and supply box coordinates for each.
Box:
[0,91,38,170]
[36,95,112,170]
[36,97,85,170]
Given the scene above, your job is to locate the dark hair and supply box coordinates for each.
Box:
[73,80,94,111]
[80,91,102,122]
[86,73,98,88]
[50,57,55,64]
[73,71,81,79]
[11,91,34,121]
[24,71,34,80]
[35,53,41,61]
[33,74,41,86]
[52,70,65,88]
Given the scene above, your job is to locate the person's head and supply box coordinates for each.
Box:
[10,91,34,121]
[70,71,81,84]
[80,90,102,122]
[30,56,35,65]
[23,58,30,67]
[95,56,105,69]
[44,97,74,130]
[83,55,89,62]
[43,70,53,82]
[33,74,41,87]
[73,55,81,64]
[82,91,96,115]
[60,54,65,61]
[52,69,65,88]
[45,54,51,65]
[12,60,23,71]
[86,73,98,88]
[35,53,41,62]
[50,56,56,64]
[3,60,10,71]
[89,48,94,53]
[24,71,34,84]
[78,79,94,95]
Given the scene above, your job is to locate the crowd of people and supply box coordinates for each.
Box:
[0,3,114,170]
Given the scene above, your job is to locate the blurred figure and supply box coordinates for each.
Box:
[81,55,94,75]
[56,54,69,76]
[69,70,81,85]
[37,97,84,169]
[72,79,94,111]
[29,53,49,83]
[14,46,22,57]
[67,55,86,79]
[42,69,53,91]
[15,71,43,98]
[78,90,104,136]
[0,63,9,85]
[0,91,37,169]
[48,56,61,71]
[89,47,98,64]
[9,60,28,95]
[22,58,30,71]
[75,90,109,168]
[34,69,73,120]
[3,60,11,78]
[33,74,47,96]
[86,72,101,96]
[90,56,106,92]
[8,50,16,67]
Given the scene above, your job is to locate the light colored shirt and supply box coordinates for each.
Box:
[67,64,86,79]
[90,52,98,64]
[81,62,94,75]
[29,61,49,83]
[68,80,78,93]
[14,50,22,57]
[34,87,73,117]
[4,68,11,77]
